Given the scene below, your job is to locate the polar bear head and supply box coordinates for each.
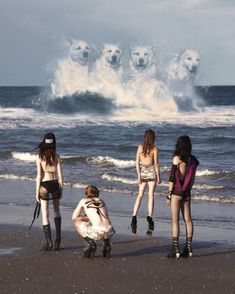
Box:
[102,44,122,68]
[70,40,91,65]
[130,46,155,70]
[180,50,200,74]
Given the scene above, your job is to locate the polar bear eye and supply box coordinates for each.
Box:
[108,49,112,53]
[77,46,81,50]
[134,52,139,56]
[144,53,149,56]
[86,46,90,50]
[116,50,120,54]
[187,57,192,60]
[196,58,200,61]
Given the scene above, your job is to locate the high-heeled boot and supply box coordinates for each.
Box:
[103,239,111,258]
[43,224,53,251]
[167,237,180,258]
[181,237,193,257]
[131,216,137,234]
[146,216,154,235]
[83,237,97,259]
[54,217,61,251]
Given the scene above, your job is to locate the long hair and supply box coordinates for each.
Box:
[142,129,155,157]
[174,135,192,162]
[39,148,56,166]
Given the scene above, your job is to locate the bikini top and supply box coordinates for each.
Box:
[85,199,108,219]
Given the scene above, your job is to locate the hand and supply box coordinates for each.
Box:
[166,197,171,206]
[137,176,142,185]
[36,195,40,203]
[157,177,161,185]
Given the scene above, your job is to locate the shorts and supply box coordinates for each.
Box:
[80,222,115,241]
[140,165,156,182]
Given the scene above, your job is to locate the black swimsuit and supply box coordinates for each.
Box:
[40,180,61,200]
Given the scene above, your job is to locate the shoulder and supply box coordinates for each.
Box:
[36,154,42,163]
[137,145,143,152]
[173,155,181,165]
[152,146,159,153]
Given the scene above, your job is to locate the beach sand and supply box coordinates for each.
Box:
[1,224,235,294]
[0,178,235,293]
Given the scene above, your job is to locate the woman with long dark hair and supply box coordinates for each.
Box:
[36,133,63,250]
[131,129,161,235]
[166,135,199,258]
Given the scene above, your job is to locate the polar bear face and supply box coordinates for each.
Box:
[130,46,154,70]
[70,40,91,65]
[103,44,122,67]
[180,50,200,74]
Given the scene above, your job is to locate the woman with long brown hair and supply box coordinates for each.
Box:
[131,129,161,235]
[36,133,63,250]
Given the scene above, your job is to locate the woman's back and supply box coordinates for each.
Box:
[138,145,156,165]
[38,153,59,181]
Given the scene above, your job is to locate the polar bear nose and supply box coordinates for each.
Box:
[139,58,144,64]
[191,65,197,72]
[112,55,117,62]
[83,51,88,58]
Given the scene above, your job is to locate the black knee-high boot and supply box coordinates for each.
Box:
[83,237,97,259]
[103,239,111,258]
[147,216,154,231]
[43,223,53,251]
[131,216,137,234]
[54,217,61,251]
[167,237,180,258]
[181,236,193,257]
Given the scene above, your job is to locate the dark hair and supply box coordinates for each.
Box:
[39,133,56,166]
[142,129,155,157]
[174,135,192,162]
[85,185,99,198]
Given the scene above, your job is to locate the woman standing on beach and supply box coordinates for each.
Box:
[166,135,199,258]
[131,129,161,235]
[36,133,63,251]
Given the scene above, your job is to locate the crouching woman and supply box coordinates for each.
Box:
[72,185,115,259]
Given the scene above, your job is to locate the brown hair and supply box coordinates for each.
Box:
[142,129,155,157]
[39,148,56,166]
[85,185,99,198]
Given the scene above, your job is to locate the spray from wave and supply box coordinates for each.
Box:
[47,40,204,117]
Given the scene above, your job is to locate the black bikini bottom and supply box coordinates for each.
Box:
[40,180,61,201]
[172,188,191,199]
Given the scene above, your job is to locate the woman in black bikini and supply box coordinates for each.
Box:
[166,135,199,258]
[36,133,64,250]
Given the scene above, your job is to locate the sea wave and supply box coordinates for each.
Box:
[196,169,228,177]
[193,194,235,204]
[87,156,135,168]
[102,173,136,185]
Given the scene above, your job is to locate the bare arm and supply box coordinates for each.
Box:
[153,147,161,184]
[56,154,64,189]
[36,155,42,202]
[72,199,84,222]
[136,145,141,184]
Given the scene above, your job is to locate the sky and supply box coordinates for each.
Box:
[0,0,234,86]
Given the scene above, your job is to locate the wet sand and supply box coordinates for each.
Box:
[0,224,235,294]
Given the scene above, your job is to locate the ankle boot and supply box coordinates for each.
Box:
[131,216,137,234]
[146,216,154,232]
[167,237,180,258]
[54,217,61,251]
[181,237,193,257]
[83,237,97,259]
[103,239,111,258]
[43,224,53,251]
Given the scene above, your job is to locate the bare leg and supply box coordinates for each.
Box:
[132,181,147,216]
[181,198,193,238]
[170,195,182,237]
[181,198,193,257]
[40,199,49,226]
[73,219,88,238]
[147,180,156,217]
[52,199,61,218]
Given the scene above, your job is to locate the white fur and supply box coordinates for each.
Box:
[129,46,156,80]
[51,40,91,97]
[89,44,123,97]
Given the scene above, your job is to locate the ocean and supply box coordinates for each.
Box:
[0,85,235,233]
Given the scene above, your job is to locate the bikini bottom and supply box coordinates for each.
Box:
[39,180,61,201]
